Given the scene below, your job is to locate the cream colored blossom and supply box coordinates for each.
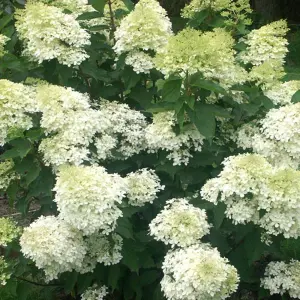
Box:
[54,165,127,235]
[161,244,239,300]
[0,218,22,247]
[20,216,87,281]
[81,285,108,300]
[15,1,90,66]
[0,34,9,57]
[149,198,210,247]
[145,111,205,165]
[261,260,300,298]
[125,169,164,206]
[0,80,37,146]
[0,256,10,286]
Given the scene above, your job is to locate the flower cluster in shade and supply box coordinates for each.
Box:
[181,0,252,27]
[201,153,300,239]
[0,80,37,146]
[20,216,123,281]
[125,168,164,206]
[94,100,147,161]
[53,165,127,235]
[81,285,108,300]
[161,244,239,300]
[261,260,300,298]
[149,198,210,247]
[145,111,205,165]
[154,28,247,87]
[0,218,22,247]
[239,20,289,87]
[0,161,17,191]
[15,1,91,66]
[0,34,9,57]
[236,102,300,169]
[0,256,10,286]
[114,0,172,73]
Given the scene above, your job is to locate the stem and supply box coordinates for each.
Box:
[13,275,62,287]
[108,0,116,43]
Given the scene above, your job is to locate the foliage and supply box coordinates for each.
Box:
[0,0,299,300]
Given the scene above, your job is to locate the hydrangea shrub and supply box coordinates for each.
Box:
[0,0,300,299]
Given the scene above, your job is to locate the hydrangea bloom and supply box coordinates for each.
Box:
[15,1,91,66]
[145,111,205,165]
[54,165,127,235]
[236,103,300,169]
[81,285,108,300]
[0,34,9,57]
[239,20,289,66]
[0,256,10,286]
[20,216,86,281]
[114,0,172,55]
[80,233,123,273]
[154,28,247,86]
[149,198,210,247]
[161,244,239,300]
[261,260,300,298]
[201,153,300,238]
[36,84,102,166]
[94,100,147,160]
[0,80,37,146]
[125,169,164,206]
[0,218,22,246]
[0,161,17,191]
[125,51,154,74]
[264,80,300,105]
[181,0,252,26]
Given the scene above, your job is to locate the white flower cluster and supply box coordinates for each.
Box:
[0,217,22,247]
[261,260,300,298]
[154,28,247,87]
[20,216,86,281]
[161,244,239,300]
[236,103,300,169]
[264,80,300,105]
[36,84,101,167]
[145,111,205,165]
[0,34,9,57]
[94,100,147,160]
[0,256,10,286]
[125,51,154,74]
[0,161,17,191]
[53,165,127,235]
[114,0,172,73]
[201,153,300,238]
[181,0,252,26]
[239,20,288,87]
[81,233,123,273]
[125,168,164,206]
[81,284,108,300]
[0,80,37,146]
[15,1,91,66]
[149,198,210,247]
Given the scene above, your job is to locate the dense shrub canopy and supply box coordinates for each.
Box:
[0,0,300,299]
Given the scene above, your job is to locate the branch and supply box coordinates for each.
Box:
[13,275,62,287]
[107,0,116,43]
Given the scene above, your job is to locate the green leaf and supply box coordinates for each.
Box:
[190,78,226,94]
[90,0,106,14]
[0,14,13,31]
[16,282,30,300]
[116,217,134,239]
[108,265,121,290]
[292,90,300,103]
[187,104,216,138]
[140,270,160,286]
[7,181,18,208]
[146,102,175,113]
[76,11,103,20]
[64,271,78,293]
[161,78,182,102]
[122,66,141,90]
[187,9,209,27]
[7,138,32,159]
[213,202,226,229]
[244,229,266,265]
